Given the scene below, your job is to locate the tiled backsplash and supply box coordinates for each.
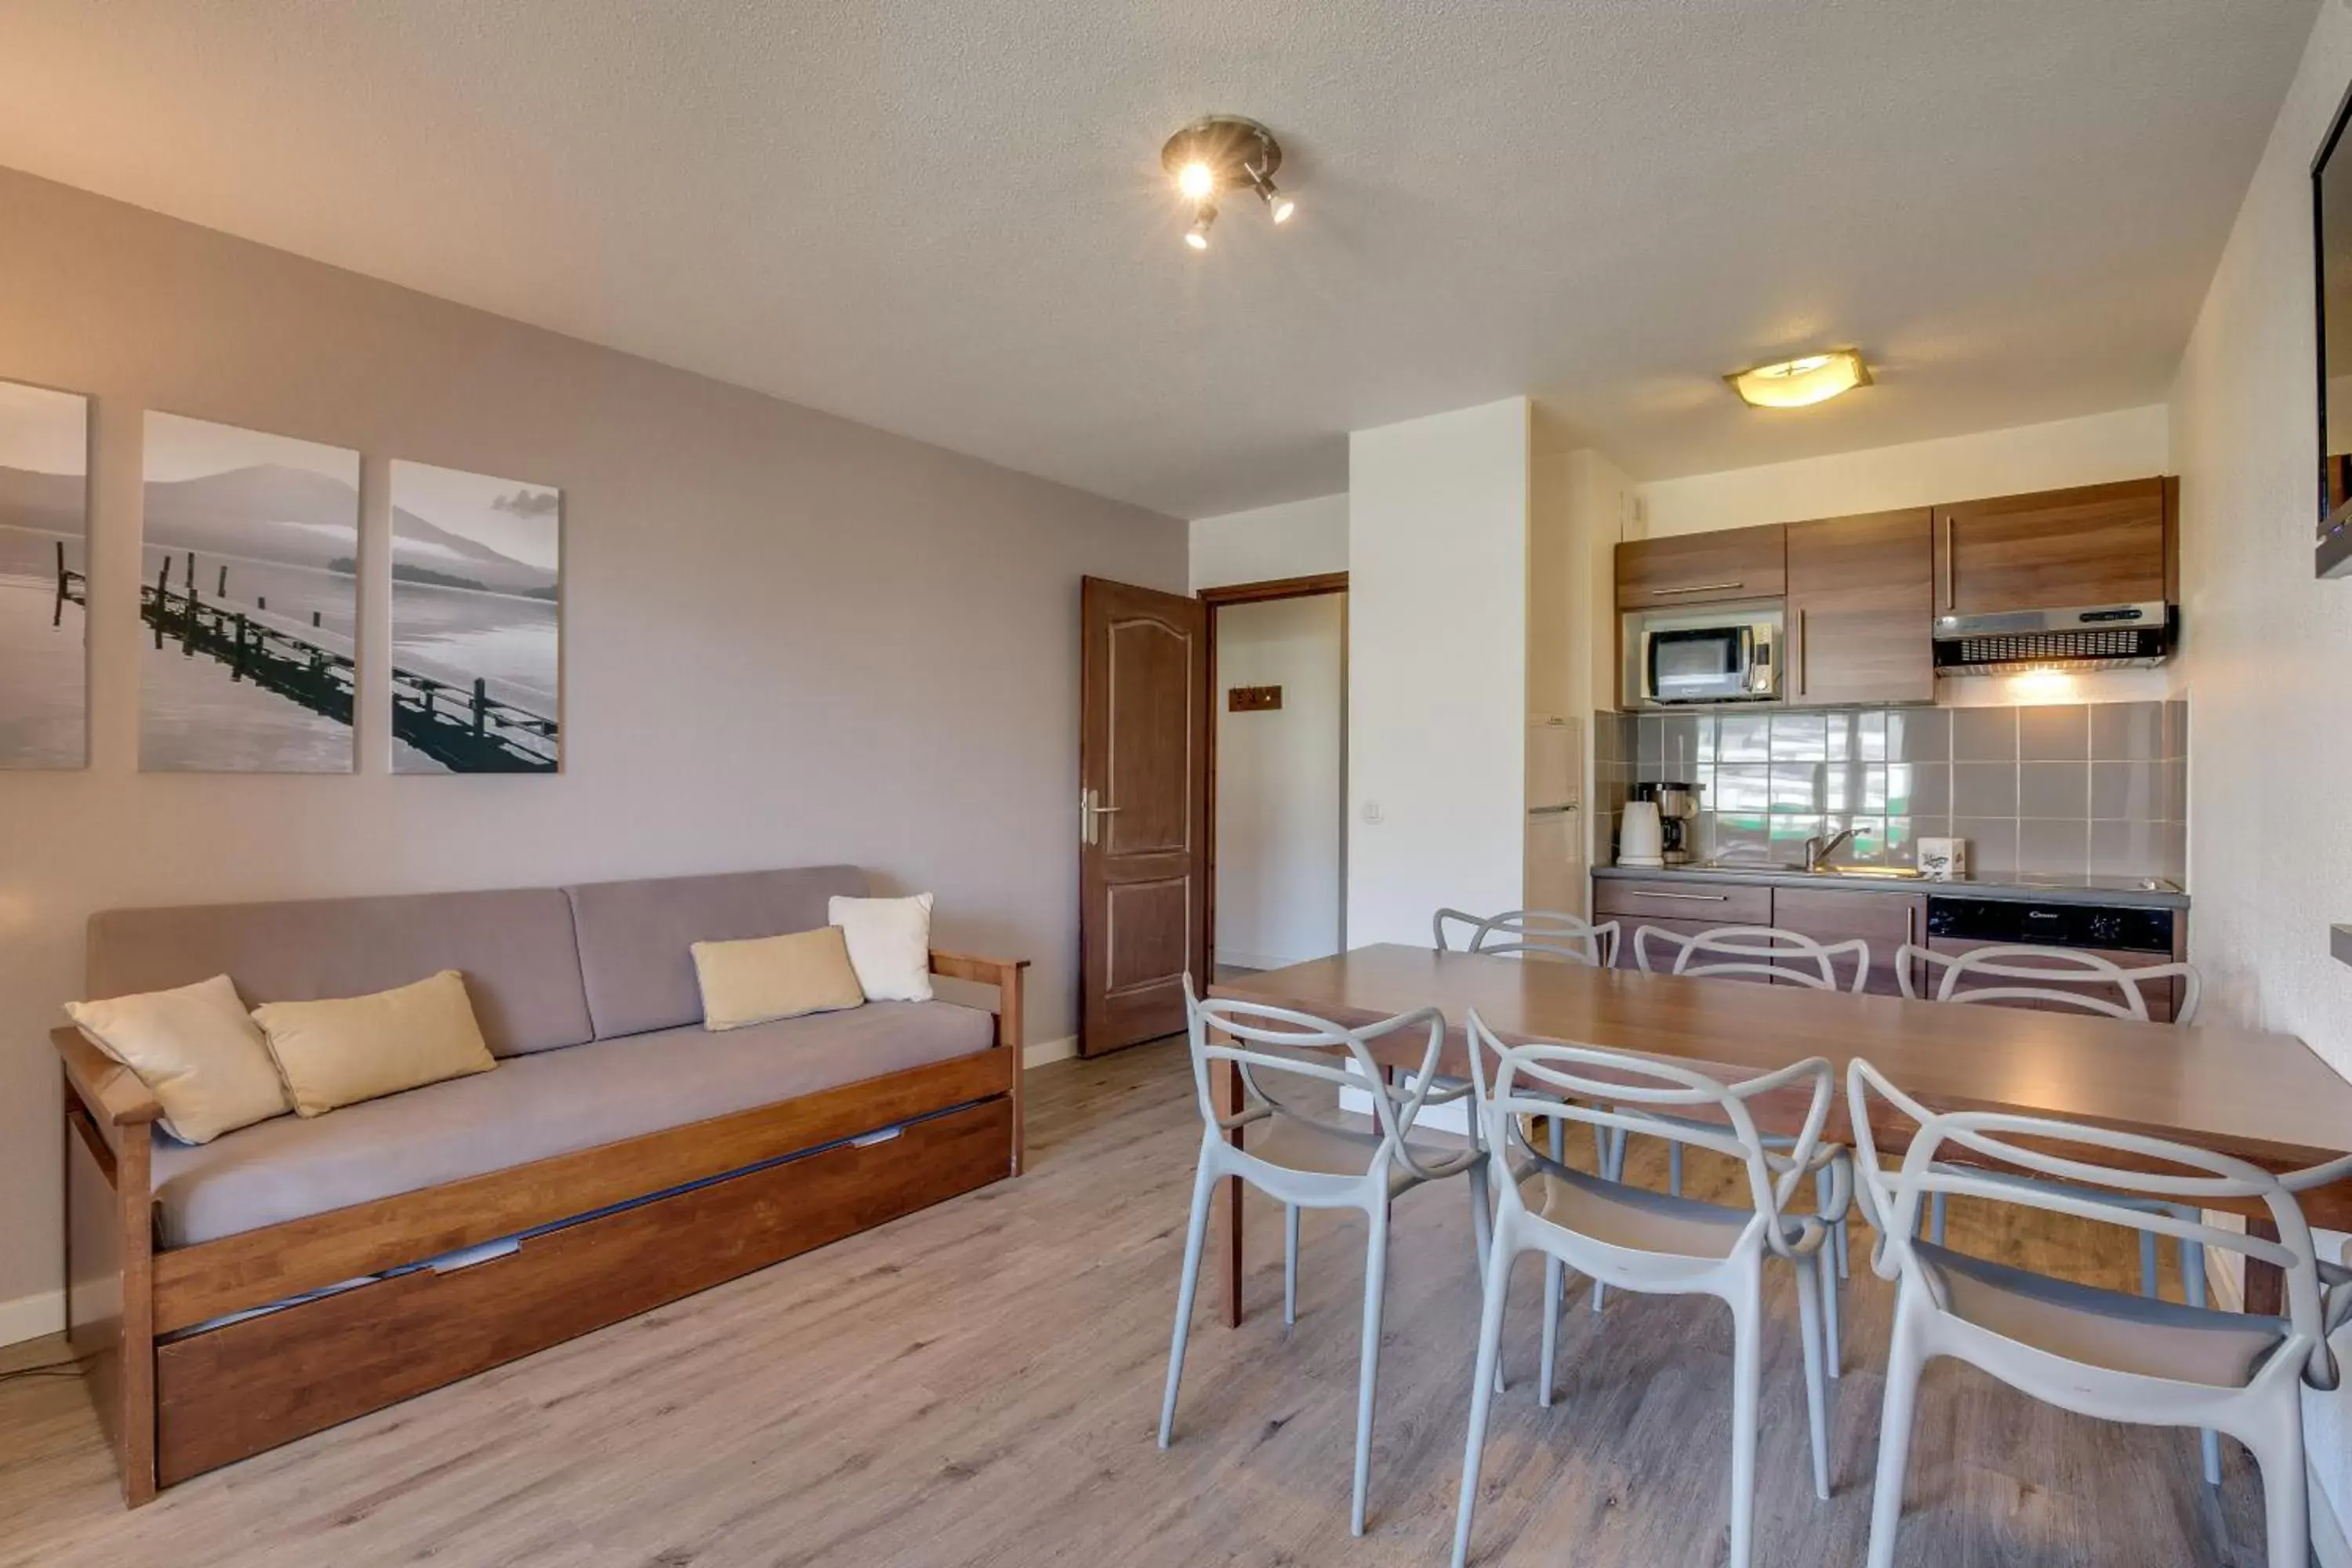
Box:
[1595,700,2188,883]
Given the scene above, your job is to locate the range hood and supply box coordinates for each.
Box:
[1931,601,2175,675]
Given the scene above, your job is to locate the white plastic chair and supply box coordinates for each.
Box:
[1450,1011,1848,1568]
[1847,1058,2352,1568]
[1433,906,1621,968]
[1624,924,1863,1308]
[1160,978,1487,1537]
[1897,942,2222,1476]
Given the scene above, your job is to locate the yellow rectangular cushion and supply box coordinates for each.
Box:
[252,970,495,1116]
[65,974,292,1145]
[691,926,866,1031]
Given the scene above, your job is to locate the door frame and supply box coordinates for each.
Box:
[1199,572,1349,980]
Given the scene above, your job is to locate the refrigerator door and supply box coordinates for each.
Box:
[1527,715,1581,811]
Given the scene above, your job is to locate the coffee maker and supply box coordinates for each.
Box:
[1633,781,1702,866]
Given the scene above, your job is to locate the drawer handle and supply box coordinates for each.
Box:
[1650,582,1744,597]
[851,1127,905,1149]
[1627,891,1730,902]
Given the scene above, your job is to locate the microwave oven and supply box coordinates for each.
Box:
[1633,609,1782,706]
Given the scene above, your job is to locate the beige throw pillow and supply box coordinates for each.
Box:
[828,893,935,1002]
[252,970,495,1116]
[691,926,866,1031]
[66,974,291,1145]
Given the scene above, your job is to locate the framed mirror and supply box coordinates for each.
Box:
[2314,82,2352,576]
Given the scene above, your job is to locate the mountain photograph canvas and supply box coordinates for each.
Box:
[0,378,90,769]
[140,412,359,772]
[389,460,561,772]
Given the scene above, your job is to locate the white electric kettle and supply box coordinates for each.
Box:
[1617,800,1665,869]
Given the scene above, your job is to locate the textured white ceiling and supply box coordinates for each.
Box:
[0,1,2317,517]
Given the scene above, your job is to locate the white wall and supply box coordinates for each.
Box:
[1348,398,1530,944]
[1190,492,1347,590]
[2166,0,2352,1525]
[1636,405,2170,536]
[1212,595,1345,971]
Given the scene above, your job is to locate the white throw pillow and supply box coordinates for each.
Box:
[66,974,291,1145]
[828,893,935,1002]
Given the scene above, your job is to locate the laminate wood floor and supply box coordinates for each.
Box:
[0,1039,2281,1567]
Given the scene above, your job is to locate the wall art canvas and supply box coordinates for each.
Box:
[389,460,561,772]
[140,412,359,772]
[0,379,91,768]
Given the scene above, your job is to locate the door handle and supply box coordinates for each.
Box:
[1080,787,1122,847]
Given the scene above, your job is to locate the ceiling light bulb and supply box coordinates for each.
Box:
[1725,350,1871,409]
[1256,176,1296,224]
[1185,201,1216,251]
[1178,161,1216,201]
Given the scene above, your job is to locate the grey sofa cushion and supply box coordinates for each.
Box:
[150,1000,996,1248]
[88,889,591,1058]
[565,866,870,1039]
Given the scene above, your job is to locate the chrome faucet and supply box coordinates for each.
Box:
[1803,826,1859,873]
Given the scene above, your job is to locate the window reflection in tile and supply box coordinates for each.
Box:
[1718,713,1771,762]
[1770,712,1828,761]
[1769,764,1820,812]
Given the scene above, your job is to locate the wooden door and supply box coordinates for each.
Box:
[1080,578,1208,1055]
[1613,524,1786,608]
[1785,509,1933,706]
[1933,479,2169,616]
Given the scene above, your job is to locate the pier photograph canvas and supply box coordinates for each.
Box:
[140,412,359,772]
[0,378,90,769]
[389,459,561,772]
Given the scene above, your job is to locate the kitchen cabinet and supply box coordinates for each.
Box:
[1923,938,2180,1023]
[1932,478,2172,617]
[1614,524,1785,610]
[1784,508,1934,706]
[1768,884,1923,996]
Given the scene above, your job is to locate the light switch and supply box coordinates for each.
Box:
[1361,800,1383,825]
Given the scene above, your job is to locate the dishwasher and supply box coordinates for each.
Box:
[1922,895,2183,1022]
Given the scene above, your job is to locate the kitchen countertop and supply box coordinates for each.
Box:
[1592,863,2189,910]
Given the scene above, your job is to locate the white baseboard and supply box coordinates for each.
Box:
[1214,948,1315,974]
[2316,1462,2352,1568]
[0,1289,63,1348]
[1022,1035,1077,1069]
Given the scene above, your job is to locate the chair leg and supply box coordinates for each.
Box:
[1792,1254,1831,1501]
[2137,1228,2160,1298]
[1817,1167,1849,1279]
[1726,1281,1763,1568]
[1283,1203,1301,1327]
[1606,1126,1627,1181]
[2248,1422,2310,1568]
[1864,1294,1926,1568]
[1451,1229,1515,1568]
[1539,1255,1563,1409]
[1157,1151,1218,1448]
[1468,1156,1494,1279]
[2180,1237,2221,1486]
[1928,1192,1947,1246]
[1669,1142,1684,1197]
[1351,1200,1392,1537]
[1817,1244,1842,1382]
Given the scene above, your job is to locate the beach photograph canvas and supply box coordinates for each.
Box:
[0,379,91,769]
[140,412,359,772]
[389,460,561,772]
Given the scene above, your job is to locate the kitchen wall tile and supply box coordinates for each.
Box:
[1711,764,1772,814]
[1636,714,1664,768]
[1690,713,1719,764]
[2164,758,2187,823]
[2017,702,2089,761]
[1951,706,2018,762]
[1820,814,1890,866]
[1886,707,1950,763]
[2163,699,2189,760]
[1897,762,1951,819]
[1718,712,1772,763]
[2158,822,2187,884]
[1708,811,1773,865]
[2018,818,2089,877]
[2089,760,2162,821]
[1770,764,1821,813]
[1821,764,1870,815]
[1769,815,1824,858]
[1953,817,2019,876]
[1823,710,1858,761]
[1951,761,2018,818]
[1770,711,1828,761]
[1884,815,1918,862]
[1661,714,1705,778]
[2018,760,2088,819]
[1853,710,1889,762]
[2089,700,2162,761]
[2089,819,2159,879]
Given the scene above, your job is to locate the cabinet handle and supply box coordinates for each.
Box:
[1936,518,1954,611]
[1651,581,1744,597]
[1626,890,1730,902]
[1795,608,1808,697]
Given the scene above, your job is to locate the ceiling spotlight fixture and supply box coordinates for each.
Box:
[1726,350,1872,409]
[1185,201,1217,251]
[1162,115,1295,251]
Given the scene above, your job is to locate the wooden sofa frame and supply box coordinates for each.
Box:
[59,949,1027,1507]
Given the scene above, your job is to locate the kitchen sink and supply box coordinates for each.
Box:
[1814,865,1924,880]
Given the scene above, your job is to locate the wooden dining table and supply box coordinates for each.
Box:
[1207,944,2352,1327]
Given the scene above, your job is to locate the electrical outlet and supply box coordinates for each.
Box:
[1361,800,1383,825]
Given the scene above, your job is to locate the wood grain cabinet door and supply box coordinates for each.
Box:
[1614,524,1786,609]
[1932,478,2169,616]
[1769,886,1924,996]
[1784,508,1933,706]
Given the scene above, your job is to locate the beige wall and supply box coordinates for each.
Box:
[1189,492,1347,590]
[2166,0,2352,1528]
[0,166,1185,1334]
